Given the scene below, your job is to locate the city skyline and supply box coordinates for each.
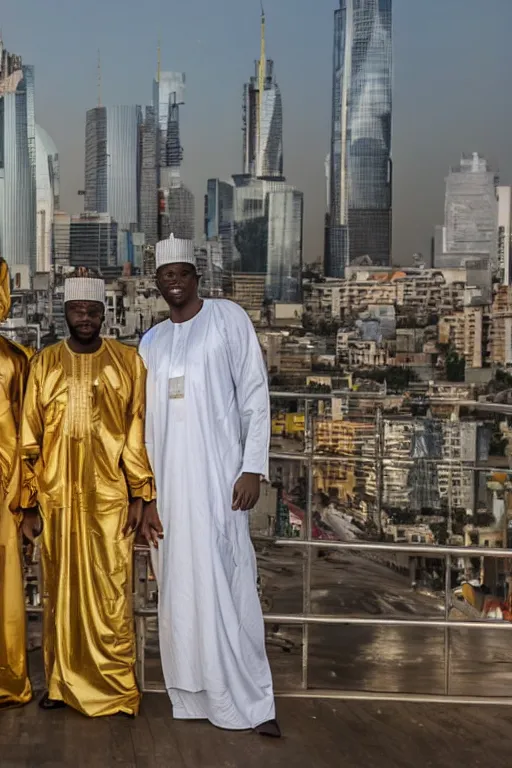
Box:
[3,0,512,264]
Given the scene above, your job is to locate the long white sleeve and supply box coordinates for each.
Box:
[221,302,270,479]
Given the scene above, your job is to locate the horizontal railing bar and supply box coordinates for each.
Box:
[259,615,512,630]
[273,690,512,705]
[270,451,512,472]
[106,608,512,631]
[138,683,512,704]
[274,538,512,558]
[269,392,512,413]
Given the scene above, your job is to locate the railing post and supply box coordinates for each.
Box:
[375,406,384,536]
[444,553,452,695]
[301,398,314,690]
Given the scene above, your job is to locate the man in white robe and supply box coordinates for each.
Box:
[139,233,279,736]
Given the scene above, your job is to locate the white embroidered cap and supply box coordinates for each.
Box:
[64,277,106,305]
[155,233,196,270]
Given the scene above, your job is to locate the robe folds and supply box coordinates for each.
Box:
[140,299,276,730]
[0,337,33,708]
[20,339,155,717]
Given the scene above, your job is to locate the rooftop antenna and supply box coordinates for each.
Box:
[97,49,102,107]
[256,2,266,177]
[157,38,161,83]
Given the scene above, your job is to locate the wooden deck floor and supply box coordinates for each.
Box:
[2,694,512,767]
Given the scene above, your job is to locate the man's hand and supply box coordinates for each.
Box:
[123,497,143,537]
[140,500,164,548]
[21,508,43,542]
[232,473,261,511]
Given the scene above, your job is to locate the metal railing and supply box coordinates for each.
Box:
[26,392,512,705]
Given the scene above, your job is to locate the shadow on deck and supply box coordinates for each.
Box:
[3,693,512,767]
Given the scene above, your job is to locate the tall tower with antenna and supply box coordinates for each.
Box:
[97,49,102,107]
[242,5,283,179]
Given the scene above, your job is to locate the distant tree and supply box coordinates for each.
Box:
[355,366,419,391]
[430,521,448,545]
[490,428,507,457]
[445,348,465,382]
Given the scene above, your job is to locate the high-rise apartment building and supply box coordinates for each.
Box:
[0,41,36,270]
[326,0,392,277]
[52,211,71,269]
[153,68,194,241]
[140,106,158,247]
[497,186,512,286]
[434,153,498,272]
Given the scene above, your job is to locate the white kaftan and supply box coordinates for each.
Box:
[139,299,275,730]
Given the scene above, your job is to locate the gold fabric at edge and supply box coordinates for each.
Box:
[0,258,32,708]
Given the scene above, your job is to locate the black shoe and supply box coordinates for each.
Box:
[254,719,281,738]
[39,692,66,710]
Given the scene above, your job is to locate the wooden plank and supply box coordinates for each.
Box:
[2,695,512,767]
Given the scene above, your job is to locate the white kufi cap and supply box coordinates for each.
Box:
[155,233,196,270]
[64,277,106,305]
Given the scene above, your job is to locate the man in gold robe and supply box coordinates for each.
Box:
[0,257,32,709]
[20,270,155,718]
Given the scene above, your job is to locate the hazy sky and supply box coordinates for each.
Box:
[3,0,512,265]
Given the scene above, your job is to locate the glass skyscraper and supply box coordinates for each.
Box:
[84,106,107,214]
[85,105,141,232]
[85,105,142,263]
[0,42,36,269]
[152,70,194,241]
[326,0,392,277]
[205,179,235,270]
[232,176,303,303]
[243,59,283,179]
[152,71,185,178]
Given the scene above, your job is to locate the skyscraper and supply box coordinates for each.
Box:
[205,179,235,270]
[434,153,498,273]
[153,65,195,240]
[232,175,303,302]
[497,186,512,285]
[84,105,141,232]
[140,106,158,246]
[205,10,303,303]
[0,40,36,270]
[35,124,59,272]
[84,105,142,264]
[243,62,283,179]
[243,13,283,179]
[326,0,392,277]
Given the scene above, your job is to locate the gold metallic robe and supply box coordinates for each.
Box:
[0,337,33,708]
[21,339,155,717]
